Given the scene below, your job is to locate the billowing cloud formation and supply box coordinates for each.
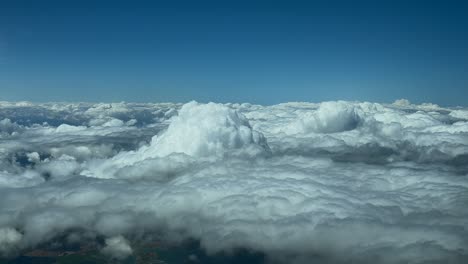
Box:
[0,100,467,263]
[283,101,361,134]
[148,101,269,157]
[101,235,133,259]
[0,228,22,256]
[83,101,270,179]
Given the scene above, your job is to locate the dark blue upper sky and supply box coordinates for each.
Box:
[1,0,467,105]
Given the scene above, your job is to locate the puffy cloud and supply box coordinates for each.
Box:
[148,101,269,157]
[392,98,411,106]
[101,236,133,259]
[26,152,40,163]
[0,228,22,255]
[0,118,22,137]
[83,101,269,179]
[450,109,468,120]
[282,101,361,134]
[0,100,468,263]
[55,124,87,133]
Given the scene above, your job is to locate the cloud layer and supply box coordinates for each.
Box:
[0,100,467,263]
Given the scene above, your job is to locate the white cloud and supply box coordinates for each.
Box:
[282,101,361,134]
[100,235,132,259]
[0,228,22,255]
[0,100,467,263]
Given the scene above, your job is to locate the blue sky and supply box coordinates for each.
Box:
[0,0,467,105]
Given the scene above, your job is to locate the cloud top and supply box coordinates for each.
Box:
[145,101,270,157]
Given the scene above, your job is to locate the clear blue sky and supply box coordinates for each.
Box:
[1,0,467,105]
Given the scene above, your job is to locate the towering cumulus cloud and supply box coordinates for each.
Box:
[284,101,361,134]
[0,228,22,256]
[0,100,467,263]
[149,101,269,157]
[84,101,270,179]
